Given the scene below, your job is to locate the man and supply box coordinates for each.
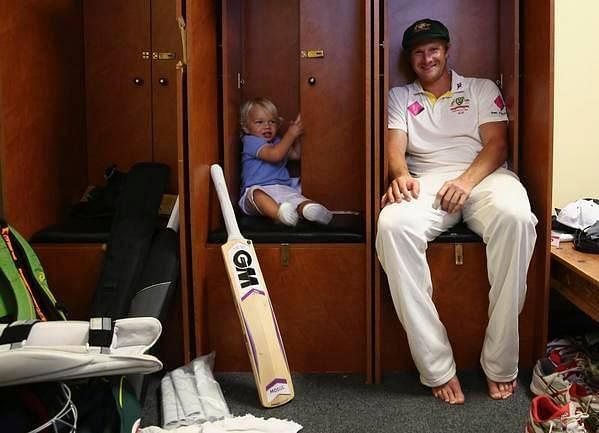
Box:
[376,18,537,404]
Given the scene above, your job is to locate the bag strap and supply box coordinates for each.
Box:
[0,220,66,320]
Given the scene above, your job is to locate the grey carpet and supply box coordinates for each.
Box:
[141,368,532,432]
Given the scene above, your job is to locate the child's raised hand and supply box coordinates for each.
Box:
[287,113,304,137]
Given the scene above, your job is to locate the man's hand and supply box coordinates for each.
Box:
[381,175,420,207]
[435,177,474,214]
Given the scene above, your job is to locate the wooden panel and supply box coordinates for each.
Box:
[233,1,299,203]
[152,0,180,194]
[242,1,299,129]
[381,243,488,370]
[380,242,534,371]
[299,0,365,211]
[0,1,87,237]
[387,0,499,87]
[204,244,367,373]
[84,0,152,186]
[222,0,243,203]
[33,243,105,320]
[186,0,220,357]
[500,0,519,172]
[520,0,554,361]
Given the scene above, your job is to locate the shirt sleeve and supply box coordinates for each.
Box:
[388,86,408,132]
[242,135,268,157]
[476,79,509,125]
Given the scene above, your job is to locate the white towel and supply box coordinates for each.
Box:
[141,414,303,433]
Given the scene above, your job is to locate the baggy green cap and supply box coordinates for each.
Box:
[402,18,450,50]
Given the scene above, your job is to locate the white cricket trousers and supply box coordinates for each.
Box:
[376,167,537,387]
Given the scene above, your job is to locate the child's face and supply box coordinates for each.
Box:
[245,106,278,141]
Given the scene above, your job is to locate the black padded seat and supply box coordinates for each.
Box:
[30,215,170,244]
[207,213,364,244]
[30,217,114,244]
[432,221,482,243]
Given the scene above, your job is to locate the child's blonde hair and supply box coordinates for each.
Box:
[240,97,281,133]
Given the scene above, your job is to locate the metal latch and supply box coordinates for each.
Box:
[454,243,464,265]
[301,49,325,59]
[153,52,176,60]
[280,243,290,267]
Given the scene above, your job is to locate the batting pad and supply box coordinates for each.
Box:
[0,317,163,386]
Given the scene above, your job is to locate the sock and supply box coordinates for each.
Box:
[302,203,333,225]
[277,202,299,226]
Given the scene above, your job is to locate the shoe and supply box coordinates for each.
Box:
[301,203,333,225]
[530,357,588,405]
[570,385,599,433]
[277,202,299,226]
[527,395,589,433]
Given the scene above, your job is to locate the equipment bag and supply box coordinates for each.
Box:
[0,220,66,322]
[90,162,169,318]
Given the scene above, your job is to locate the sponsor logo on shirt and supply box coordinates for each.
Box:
[408,101,425,116]
[494,95,505,110]
[449,96,470,114]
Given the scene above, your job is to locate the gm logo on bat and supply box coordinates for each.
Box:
[232,247,266,300]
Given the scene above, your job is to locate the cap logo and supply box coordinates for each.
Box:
[414,22,431,33]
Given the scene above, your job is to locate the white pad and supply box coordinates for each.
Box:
[0,317,163,386]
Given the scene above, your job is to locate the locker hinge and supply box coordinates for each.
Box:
[496,73,503,89]
[177,16,188,65]
[280,243,290,267]
[237,73,245,89]
[454,243,464,265]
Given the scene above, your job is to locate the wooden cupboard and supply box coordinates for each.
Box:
[0,0,188,369]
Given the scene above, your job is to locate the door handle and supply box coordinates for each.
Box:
[158,77,169,87]
[133,77,144,86]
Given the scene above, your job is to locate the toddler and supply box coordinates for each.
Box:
[238,97,333,226]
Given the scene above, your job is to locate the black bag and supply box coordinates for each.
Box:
[574,220,599,254]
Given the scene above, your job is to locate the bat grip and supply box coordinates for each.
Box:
[210,164,243,241]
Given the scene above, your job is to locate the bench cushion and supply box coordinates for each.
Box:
[208,213,364,244]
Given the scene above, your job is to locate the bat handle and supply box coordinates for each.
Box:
[210,164,243,241]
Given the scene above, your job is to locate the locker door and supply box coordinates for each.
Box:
[152,0,181,193]
[299,1,365,211]
[84,0,152,185]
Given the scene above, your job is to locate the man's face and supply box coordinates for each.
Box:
[409,39,449,86]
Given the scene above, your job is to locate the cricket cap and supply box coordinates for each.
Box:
[402,18,450,50]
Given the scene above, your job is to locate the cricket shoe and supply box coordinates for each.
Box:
[570,385,599,433]
[531,357,590,404]
[526,395,589,433]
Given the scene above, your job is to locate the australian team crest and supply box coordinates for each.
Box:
[449,96,470,114]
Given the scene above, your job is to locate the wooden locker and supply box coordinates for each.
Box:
[375,0,533,378]
[84,0,180,193]
[202,0,372,377]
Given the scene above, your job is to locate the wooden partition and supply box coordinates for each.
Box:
[0,1,86,238]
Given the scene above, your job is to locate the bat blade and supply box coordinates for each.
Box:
[210,164,294,407]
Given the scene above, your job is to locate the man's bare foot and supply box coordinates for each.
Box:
[487,378,517,400]
[432,376,465,405]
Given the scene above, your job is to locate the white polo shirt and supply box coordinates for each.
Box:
[388,70,508,176]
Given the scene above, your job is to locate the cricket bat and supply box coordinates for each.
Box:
[210,164,294,407]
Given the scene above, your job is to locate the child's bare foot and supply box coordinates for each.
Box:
[432,376,465,405]
[487,378,517,400]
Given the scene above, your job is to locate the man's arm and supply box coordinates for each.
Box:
[381,129,420,207]
[436,120,508,213]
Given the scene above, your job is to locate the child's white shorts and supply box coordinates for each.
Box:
[239,180,306,216]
